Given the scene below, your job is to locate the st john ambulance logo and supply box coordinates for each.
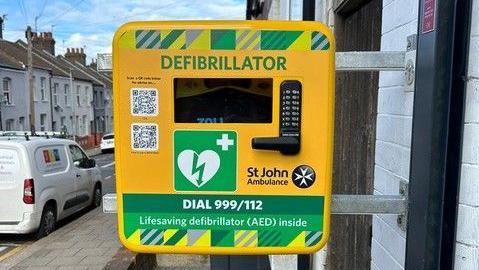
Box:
[292,165,316,188]
[174,131,237,191]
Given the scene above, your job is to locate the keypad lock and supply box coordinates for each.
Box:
[252,81,301,155]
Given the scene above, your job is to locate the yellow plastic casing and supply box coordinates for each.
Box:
[113,20,335,255]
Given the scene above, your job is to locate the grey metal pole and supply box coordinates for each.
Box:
[405,0,472,268]
[26,26,35,134]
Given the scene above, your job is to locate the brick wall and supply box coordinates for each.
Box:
[455,0,479,268]
[371,0,418,268]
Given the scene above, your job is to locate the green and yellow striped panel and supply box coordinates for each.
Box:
[140,228,164,245]
[129,29,330,51]
[135,30,161,49]
[234,230,258,247]
[136,228,322,247]
[185,30,210,49]
[305,231,322,246]
[211,230,235,247]
[160,30,186,49]
[311,31,330,50]
[211,29,236,50]
[236,30,260,50]
[260,30,302,50]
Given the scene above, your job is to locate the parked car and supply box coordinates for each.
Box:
[100,133,114,153]
[0,137,103,239]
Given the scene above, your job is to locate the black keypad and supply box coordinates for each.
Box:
[280,81,302,136]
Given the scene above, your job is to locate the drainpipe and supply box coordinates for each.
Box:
[0,97,3,130]
[70,69,76,141]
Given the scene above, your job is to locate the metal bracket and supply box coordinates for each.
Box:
[397,180,409,231]
[404,34,417,92]
[330,180,409,232]
[331,194,406,215]
[103,193,117,213]
[335,51,406,71]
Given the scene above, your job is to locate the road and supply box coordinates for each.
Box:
[0,152,116,263]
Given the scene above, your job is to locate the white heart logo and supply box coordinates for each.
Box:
[177,150,220,188]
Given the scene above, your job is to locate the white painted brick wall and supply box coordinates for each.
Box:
[372,0,418,268]
[455,1,479,268]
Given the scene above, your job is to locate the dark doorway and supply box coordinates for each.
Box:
[327,0,382,269]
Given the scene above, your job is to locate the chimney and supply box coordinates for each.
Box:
[31,31,56,55]
[65,47,86,66]
[88,58,97,70]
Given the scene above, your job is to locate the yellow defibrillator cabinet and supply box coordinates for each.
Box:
[113,20,334,255]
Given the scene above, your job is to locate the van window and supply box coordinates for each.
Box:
[69,145,88,163]
[35,146,68,174]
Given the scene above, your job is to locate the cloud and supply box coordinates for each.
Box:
[2,0,246,60]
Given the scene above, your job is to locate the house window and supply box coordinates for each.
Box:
[93,90,98,107]
[99,91,104,107]
[40,77,46,101]
[82,115,87,134]
[53,83,59,105]
[64,84,69,105]
[40,113,47,131]
[76,85,81,106]
[19,117,25,131]
[2,77,12,105]
[84,86,89,106]
[60,116,66,130]
[5,119,14,131]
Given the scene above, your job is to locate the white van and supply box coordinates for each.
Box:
[0,137,103,238]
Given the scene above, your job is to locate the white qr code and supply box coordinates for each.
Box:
[131,88,158,116]
[131,123,158,151]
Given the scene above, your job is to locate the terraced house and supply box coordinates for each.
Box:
[0,32,113,145]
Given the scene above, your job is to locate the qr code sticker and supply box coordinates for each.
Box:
[131,123,158,151]
[131,88,158,116]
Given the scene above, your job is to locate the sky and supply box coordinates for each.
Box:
[0,0,246,62]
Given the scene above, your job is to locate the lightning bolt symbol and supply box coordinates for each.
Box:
[191,153,206,186]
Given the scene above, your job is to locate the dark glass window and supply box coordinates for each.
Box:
[174,78,272,123]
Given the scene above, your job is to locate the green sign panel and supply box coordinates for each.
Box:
[123,194,324,248]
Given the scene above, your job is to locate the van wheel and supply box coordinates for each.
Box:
[91,184,102,208]
[36,205,56,239]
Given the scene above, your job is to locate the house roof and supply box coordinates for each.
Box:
[56,56,104,86]
[15,40,93,83]
[70,61,112,89]
[0,39,69,77]
[0,49,24,70]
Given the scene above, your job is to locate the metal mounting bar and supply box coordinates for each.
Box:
[103,193,407,215]
[335,51,406,71]
[331,195,406,215]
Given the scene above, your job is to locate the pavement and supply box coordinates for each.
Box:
[0,151,120,270]
[1,208,121,270]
